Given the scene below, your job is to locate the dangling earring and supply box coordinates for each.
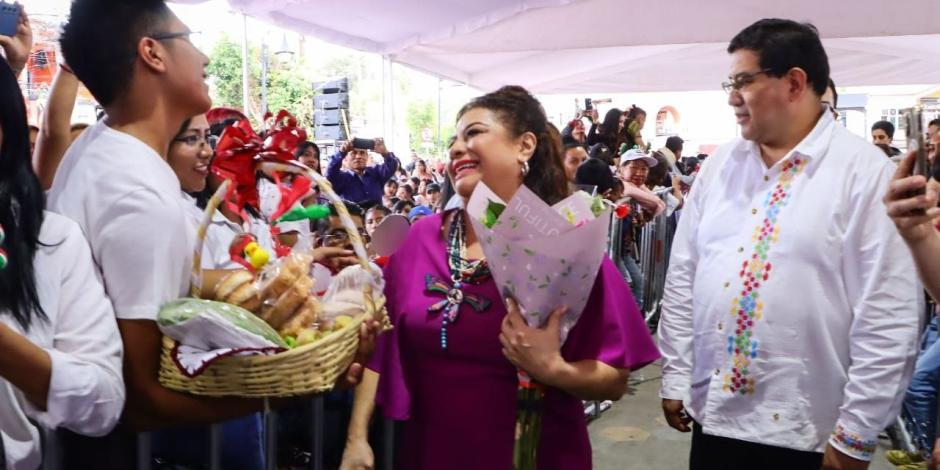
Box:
[519,159,530,177]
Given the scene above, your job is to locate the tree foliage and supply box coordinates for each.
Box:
[206,34,314,128]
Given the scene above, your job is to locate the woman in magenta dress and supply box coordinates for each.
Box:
[341,86,660,470]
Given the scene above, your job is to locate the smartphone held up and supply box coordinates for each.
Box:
[903,107,929,215]
[0,1,21,37]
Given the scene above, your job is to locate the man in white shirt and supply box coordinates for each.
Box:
[658,18,921,470]
[50,0,373,466]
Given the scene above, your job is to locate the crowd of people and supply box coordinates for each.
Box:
[3,1,940,470]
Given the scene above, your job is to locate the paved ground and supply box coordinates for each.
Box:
[588,360,897,470]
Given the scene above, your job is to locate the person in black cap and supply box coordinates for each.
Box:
[574,158,620,200]
[425,182,442,210]
[588,143,614,166]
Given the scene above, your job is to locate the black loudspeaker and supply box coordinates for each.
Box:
[315,125,346,141]
[314,109,342,126]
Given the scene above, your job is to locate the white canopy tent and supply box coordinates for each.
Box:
[220,0,940,94]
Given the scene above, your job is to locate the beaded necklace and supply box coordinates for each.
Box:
[424,210,492,349]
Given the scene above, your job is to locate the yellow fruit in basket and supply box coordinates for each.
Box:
[296,328,321,346]
[332,315,353,331]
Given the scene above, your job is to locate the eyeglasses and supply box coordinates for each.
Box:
[151,30,202,43]
[173,133,212,147]
[721,69,773,93]
[150,31,204,53]
[322,229,370,247]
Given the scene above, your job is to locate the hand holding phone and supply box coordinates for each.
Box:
[0,2,31,75]
[351,137,376,151]
[0,2,20,37]
[904,107,928,214]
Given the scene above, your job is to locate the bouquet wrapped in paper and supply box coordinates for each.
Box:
[466,182,611,339]
[466,182,611,469]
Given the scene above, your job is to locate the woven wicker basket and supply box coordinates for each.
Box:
[159,162,387,397]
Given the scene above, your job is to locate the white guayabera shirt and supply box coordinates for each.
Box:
[658,107,921,461]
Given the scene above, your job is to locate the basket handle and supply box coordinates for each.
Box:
[191,179,232,298]
[257,161,372,273]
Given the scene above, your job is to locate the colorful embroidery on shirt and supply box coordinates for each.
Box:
[724,157,807,395]
[830,423,877,460]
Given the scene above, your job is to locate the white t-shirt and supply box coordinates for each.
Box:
[48,120,194,321]
[0,213,124,469]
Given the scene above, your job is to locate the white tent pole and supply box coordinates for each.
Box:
[437,78,442,161]
[241,14,250,114]
[382,55,394,150]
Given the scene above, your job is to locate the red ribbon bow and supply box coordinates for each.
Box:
[210,110,310,213]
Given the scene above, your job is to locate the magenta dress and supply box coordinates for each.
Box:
[370,213,660,469]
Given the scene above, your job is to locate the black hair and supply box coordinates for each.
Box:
[367,205,391,218]
[561,134,579,147]
[625,105,646,120]
[827,78,838,108]
[560,121,577,145]
[60,0,173,107]
[410,176,420,187]
[385,179,398,189]
[727,18,830,96]
[620,105,647,150]
[872,120,895,139]
[929,118,940,130]
[647,151,671,188]
[331,201,363,218]
[294,141,320,158]
[315,201,363,238]
[458,85,570,205]
[597,108,623,151]
[665,136,684,155]
[176,118,193,139]
[0,60,48,330]
[393,200,414,214]
[588,143,613,165]
[574,158,617,195]
[400,185,414,197]
[439,177,455,209]
[564,141,587,151]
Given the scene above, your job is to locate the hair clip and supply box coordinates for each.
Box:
[0,224,6,270]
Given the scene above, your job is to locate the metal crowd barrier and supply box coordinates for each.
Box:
[55,395,332,470]
[584,190,678,421]
[608,188,677,330]
[637,190,677,329]
[130,395,329,470]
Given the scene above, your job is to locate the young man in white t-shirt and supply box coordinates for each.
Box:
[49,0,375,466]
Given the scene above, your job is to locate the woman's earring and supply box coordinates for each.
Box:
[519,159,530,177]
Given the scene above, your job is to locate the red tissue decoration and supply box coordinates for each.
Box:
[615,204,631,219]
[211,109,308,212]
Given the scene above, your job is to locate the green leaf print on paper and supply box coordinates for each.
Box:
[483,200,506,229]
